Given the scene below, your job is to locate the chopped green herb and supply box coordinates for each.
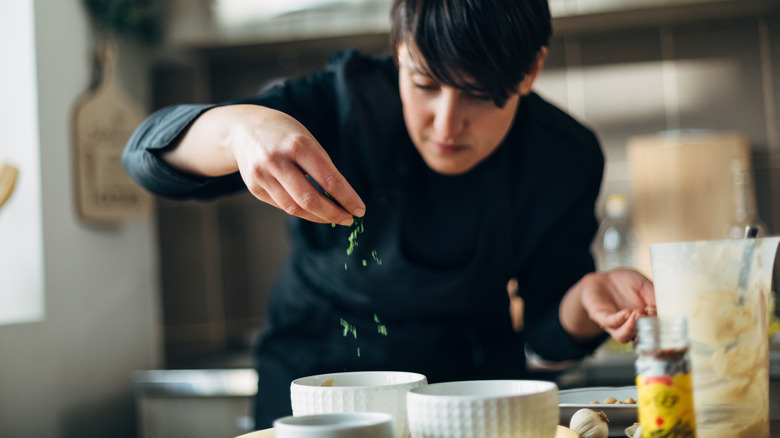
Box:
[339,315,390,359]
[346,216,364,256]
[373,314,388,336]
[323,191,380,266]
[340,318,357,339]
[344,262,348,270]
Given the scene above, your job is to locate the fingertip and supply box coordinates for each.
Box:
[353,206,365,218]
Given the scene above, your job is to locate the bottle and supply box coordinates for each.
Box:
[723,158,767,239]
[593,194,636,271]
[635,316,696,438]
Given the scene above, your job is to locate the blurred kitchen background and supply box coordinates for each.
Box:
[2,0,780,437]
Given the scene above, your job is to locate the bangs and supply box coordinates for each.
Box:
[390,0,552,108]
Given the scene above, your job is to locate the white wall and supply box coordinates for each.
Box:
[0,0,161,437]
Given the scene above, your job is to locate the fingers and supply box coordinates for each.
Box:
[295,149,366,219]
[245,173,331,224]
[234,119,364,224]
[270,157,356,225]
[590,308,631,330]
[604,310,640,344]
[640,279,656,308]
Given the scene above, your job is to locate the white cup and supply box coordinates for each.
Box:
[273,412,394,438]
[290,371,427,438]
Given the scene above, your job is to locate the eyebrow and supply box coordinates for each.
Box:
[398,47,430,75]
[400,59,434,80]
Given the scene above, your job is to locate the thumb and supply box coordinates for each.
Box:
[590,308,632,330]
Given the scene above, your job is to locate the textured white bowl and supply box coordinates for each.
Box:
[406,380,559,438]
[290,371,428,438]
[274,412,395,438]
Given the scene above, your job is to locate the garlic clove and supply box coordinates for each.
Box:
[624,422,640,437]
[569,408,609,438]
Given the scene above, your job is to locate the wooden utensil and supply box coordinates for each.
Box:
[0,162,18,211]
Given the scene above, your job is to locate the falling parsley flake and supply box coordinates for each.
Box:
[346,216,363,256]
[340,318,357,339]
[373,314,388,336]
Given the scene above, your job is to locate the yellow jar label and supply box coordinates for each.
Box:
[636,373,696,437]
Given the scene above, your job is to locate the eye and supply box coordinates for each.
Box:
[412,79,439,91]
[410,73,439,91]
[414,83,438,92]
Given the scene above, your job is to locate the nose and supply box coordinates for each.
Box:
[433,89,466,140]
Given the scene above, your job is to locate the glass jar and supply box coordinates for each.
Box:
[635,316,696,437]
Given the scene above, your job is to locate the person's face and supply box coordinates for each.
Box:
[397,43,543,175]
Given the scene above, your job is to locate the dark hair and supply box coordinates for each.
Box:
[390,0,552,107]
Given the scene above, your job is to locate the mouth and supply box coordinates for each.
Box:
[432,142,467,156]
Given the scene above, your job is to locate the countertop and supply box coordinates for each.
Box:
[133,346,780,397]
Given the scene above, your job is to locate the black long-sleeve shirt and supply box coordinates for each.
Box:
[123,50,606,428]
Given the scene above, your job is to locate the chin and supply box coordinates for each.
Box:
[423,157,474,176]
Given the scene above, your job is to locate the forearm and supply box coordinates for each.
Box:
[160,105,257,178]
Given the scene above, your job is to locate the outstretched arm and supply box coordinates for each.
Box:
[160,104,365,226]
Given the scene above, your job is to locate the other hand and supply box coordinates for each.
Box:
[560,268,656,344]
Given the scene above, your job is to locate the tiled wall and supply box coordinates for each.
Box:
[151,14,780,367]
[538,16,780,225]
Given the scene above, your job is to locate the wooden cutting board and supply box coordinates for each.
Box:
[72,39,152,222]
[627,130,754,277]
[0,162,18,211]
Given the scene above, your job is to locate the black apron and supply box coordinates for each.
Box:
[253,131,528,428]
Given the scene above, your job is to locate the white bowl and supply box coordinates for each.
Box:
[290,371,428,438]
[406,380,559,438]
[274,412,395,438]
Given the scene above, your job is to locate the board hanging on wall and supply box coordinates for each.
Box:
[73,39,152,223]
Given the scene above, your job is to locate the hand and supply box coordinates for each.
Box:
[163,105,365,225]
[560,268,656,344]
[231,106,366,225]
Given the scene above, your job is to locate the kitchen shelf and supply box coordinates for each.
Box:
[162,0,780,51]
[552,0,780,36]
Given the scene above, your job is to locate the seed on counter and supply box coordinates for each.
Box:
[588,396,636,405]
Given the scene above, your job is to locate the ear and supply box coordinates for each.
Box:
[518,46,548,96]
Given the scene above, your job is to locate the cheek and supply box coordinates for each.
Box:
[400,92,426,136]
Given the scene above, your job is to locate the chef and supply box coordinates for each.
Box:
[123,0,655,429]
